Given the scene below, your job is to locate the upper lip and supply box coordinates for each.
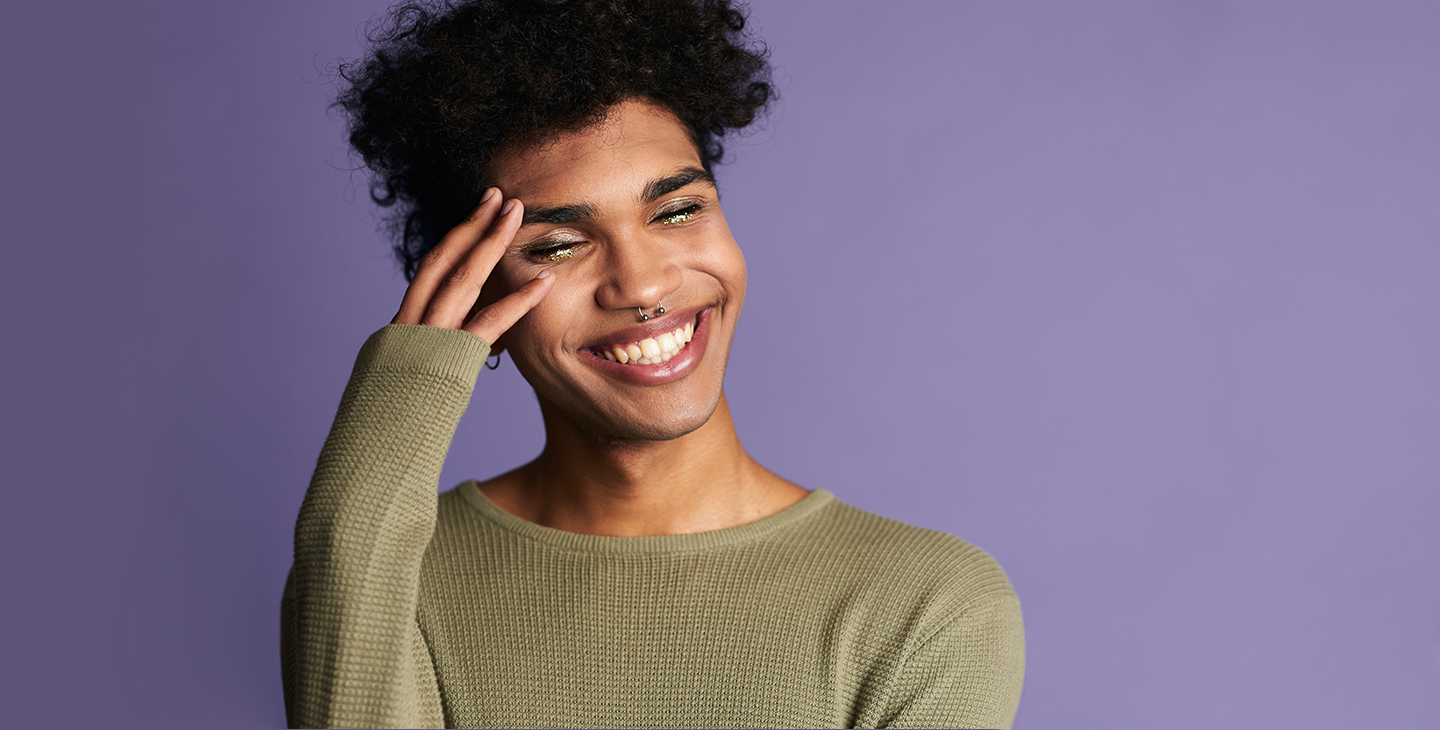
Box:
[580,305,705,350]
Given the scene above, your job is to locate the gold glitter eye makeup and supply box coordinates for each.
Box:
[657,203,701,226]
[524,240,579,262]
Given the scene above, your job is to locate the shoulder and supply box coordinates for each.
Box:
[804,496,1015,598]
[781,494,1021,639]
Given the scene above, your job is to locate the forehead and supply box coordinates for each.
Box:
[487,100,703,202]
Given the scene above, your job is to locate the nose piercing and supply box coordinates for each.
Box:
[636,302,666,322]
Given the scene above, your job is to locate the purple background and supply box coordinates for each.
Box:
[4,1,1437,727]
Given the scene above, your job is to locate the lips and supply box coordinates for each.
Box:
[589,318,695,364]
[579,307,712,385]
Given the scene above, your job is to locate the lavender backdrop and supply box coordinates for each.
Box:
[4,1,1436,727]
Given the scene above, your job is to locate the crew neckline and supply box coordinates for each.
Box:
[455,482,835,555]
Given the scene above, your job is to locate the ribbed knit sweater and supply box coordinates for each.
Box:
[281,324,1024,728]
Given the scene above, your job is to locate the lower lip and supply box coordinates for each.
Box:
[580,309,712,386]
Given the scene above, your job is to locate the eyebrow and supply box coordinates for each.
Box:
[521,202,598,227]
[518,167,715,227]
[641,167,715,203]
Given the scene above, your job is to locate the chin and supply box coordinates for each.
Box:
[544,385,724,443]
[610,396,723,442]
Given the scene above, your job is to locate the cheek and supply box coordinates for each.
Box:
[703,237,747,299]
[503,273,587,356]
[698,219,747,293]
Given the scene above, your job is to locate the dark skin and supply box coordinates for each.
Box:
[392,99,806,536]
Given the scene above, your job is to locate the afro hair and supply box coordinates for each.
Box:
[335,0,774,279]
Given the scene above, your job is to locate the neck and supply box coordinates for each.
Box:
[479,393,806,536]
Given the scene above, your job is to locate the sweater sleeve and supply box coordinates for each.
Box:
[875,591,1026,730]
[282,324,490,729]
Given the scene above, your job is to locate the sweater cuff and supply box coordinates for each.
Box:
[352,324,492,383]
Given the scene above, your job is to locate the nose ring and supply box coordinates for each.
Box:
[636,302,666,322]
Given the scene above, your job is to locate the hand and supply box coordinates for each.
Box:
[391,188,554,347]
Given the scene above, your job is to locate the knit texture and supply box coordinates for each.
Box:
[283,324,1024,728]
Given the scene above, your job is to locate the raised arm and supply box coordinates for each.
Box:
[282,190,552,728]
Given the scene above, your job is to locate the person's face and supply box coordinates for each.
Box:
[484,99,747,441]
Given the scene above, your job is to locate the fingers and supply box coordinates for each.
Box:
[394,188,516,326]
[388,187,550,348]
[464,270,555,345]
[421,197,524,328]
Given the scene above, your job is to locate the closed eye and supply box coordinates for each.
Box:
[654,202,702,227]
[535,246,574,261]
[524,237,583,262]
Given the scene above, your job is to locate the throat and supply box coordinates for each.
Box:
[476,395,805,536]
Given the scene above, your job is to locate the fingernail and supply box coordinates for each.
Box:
[481,188,497,203]
[534,270,551,279]
[502,199,517,215]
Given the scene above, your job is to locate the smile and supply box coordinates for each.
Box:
[590,317,696,365]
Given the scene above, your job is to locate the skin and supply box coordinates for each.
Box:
[393,99,806,537]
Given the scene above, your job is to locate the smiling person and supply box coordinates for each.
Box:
[281,1,1023,728]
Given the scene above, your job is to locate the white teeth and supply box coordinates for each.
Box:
[597,317,699,366]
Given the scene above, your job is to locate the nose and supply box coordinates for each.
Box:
[593,229,684,314]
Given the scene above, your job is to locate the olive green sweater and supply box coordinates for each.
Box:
[282,325,1024,728]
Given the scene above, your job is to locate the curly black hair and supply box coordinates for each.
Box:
[335,0,773,280]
